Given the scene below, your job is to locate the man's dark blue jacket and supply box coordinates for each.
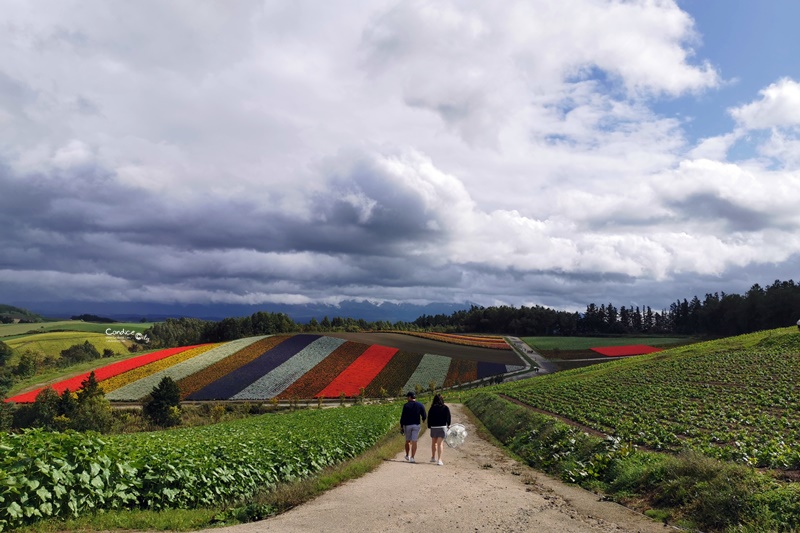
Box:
[400,400,427,425]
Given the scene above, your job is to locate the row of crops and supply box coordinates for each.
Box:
[394,331,511,350]
[0,403,400,531]
[499,328,800,468]
[8,334,524,403]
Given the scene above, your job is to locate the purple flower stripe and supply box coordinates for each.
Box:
[477,361,507,379]
[187,334,321,400]
[231,336,346,400]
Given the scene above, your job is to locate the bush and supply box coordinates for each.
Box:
[60,341,101,366]
[71,395,114,433]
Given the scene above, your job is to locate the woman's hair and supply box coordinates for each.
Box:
[431,393,444,407]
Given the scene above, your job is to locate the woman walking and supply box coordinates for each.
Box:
[427,394,451,466]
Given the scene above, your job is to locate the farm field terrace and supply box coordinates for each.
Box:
[0,403,399,531]
[0,320,155,339]
[522,335,692,370]
[499,327,800,469]
[3,331,133,361]
[6,333,526,403]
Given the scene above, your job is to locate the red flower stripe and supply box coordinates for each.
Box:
[317,345,397,398]
[590,345,662,357]
[363,351,423,397]
[277,341,368,400]
[5,345,201,403]
[100,343,222,394]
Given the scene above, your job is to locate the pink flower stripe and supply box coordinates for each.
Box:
[317,344,398,398]
[5,345,202,403]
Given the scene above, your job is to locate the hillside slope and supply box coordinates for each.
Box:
[497,327,800,469]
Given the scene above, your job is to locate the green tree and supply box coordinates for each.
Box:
[0,340,11,367]
[76,371,103,404]
[31,387,61,429]
[143,376,182,427]
[71,395,113,433]
[59,388,77,418]
[60,341,101,366]
[0,400,12,430]
[14,352,38,377]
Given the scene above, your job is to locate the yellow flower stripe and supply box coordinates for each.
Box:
[100,343,223,393]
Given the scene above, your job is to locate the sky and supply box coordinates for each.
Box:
[1,0,799,315]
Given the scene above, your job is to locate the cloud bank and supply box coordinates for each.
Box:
[1,0,798,313]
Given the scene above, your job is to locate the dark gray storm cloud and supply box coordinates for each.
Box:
[1,1,799,313]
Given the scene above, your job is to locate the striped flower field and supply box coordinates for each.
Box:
[6,334,525,403]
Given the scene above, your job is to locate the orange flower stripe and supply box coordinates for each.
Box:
[100,343,223,393]
[391,331,511,350]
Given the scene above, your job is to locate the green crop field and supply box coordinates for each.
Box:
[500,327,800,468]
[521,336,691,351]
[0,403,399,530]
[4,331,132,360]
[0,320,154,338]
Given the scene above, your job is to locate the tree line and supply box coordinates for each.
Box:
[416,279,800,337]
[135,279,800,347]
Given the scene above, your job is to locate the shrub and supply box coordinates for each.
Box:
[60,341,101,366]
[71,395,114,433]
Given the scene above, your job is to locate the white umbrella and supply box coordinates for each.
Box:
[444,423,468,448]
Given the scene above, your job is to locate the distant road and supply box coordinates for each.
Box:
[505,336,559,375]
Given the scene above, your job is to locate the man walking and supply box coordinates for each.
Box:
[400,391,427,463]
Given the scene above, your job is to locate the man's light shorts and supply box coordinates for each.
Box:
[404,424,421,442]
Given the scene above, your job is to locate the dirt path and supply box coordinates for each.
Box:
[198,405,669,533]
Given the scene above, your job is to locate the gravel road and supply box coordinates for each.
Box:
[196,404,670,533]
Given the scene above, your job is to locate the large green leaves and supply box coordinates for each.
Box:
[0,403,399,530]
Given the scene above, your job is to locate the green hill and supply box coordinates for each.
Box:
[465,326,800,531]
[499,327,800,468]
[0,304,43,323]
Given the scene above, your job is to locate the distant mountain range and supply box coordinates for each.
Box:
[9,300,473,324]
